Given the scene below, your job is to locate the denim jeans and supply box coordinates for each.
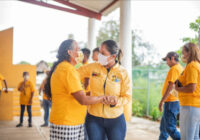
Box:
[43,99,51,125]
[86,113,126,140]
[180,106,200,140]
[20,105,32,124]
[159,101,180,140]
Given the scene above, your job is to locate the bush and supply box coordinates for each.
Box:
[132,68,167,120]
[151,107,162,121]
[132,99,144,117]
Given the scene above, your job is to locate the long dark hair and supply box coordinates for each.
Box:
[44,39,75,98]
[102,40,123,64]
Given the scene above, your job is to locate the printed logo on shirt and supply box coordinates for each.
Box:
[92,72,101,77]
[111,75,121,82]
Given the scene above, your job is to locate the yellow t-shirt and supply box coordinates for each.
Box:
[84,61,89,65]
[82,62,90,92]
[178,61,200,107]
[0,73,5,91]
[78,63,131,119]
[18,80,35,105]
[40,79,49,100]
[50,61,87,126]
[162,64,183,102]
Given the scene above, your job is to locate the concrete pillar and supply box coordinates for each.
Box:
[87,18,97,51]
[120,0,132,76]
[119,0,132,121]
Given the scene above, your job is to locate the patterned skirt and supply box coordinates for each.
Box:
[50,123,85,140]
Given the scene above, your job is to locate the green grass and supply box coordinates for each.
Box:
[132,69,167,120]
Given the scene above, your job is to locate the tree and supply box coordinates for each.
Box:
[18,61,30,65]
[68,33,74,40]
[176,16,200,64]
[96,20,158,66]
[182,16,200,46]
[97,20,120,47]
[131,30,159,66]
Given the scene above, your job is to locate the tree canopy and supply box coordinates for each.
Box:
[96,20,159,66]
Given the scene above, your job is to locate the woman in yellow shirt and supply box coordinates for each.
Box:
[175,43,200,140]
[16,72,35,128]
[78,40,131,140]
[44,39,109,140]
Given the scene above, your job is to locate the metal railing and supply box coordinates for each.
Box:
[132,68,168,116]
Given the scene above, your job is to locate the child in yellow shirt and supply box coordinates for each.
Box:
[16,72,35,128]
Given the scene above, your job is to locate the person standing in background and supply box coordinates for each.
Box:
[39,71,51,127]
[0,73,8,95]
[81,48,91,65]
[81,48,91,94]
[16,72,34,128]
[92,47,99,62]
[158,52,182,140]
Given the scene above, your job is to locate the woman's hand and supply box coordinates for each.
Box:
[103,96,118,106]
[72,91,105,105]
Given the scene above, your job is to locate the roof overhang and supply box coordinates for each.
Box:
[18,0,120,20]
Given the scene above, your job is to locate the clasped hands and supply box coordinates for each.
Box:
[102,96,118,106]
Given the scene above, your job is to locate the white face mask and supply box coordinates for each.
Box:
[98,53,110,66]
[24,75,29,80]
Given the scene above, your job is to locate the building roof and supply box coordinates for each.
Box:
[19,0,120,20]
[36,60,50,73]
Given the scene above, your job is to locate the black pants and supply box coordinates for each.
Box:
[20,105,32,124]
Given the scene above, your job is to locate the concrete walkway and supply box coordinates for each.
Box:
[0,116,171,140]
[0,118,45,140]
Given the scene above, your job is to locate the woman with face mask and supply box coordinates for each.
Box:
[78,40,131,140]
[175,43,200,140]
[44,39,107,140]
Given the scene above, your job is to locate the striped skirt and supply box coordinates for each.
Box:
[50,123,85,140]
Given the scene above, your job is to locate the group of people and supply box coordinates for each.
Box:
[13,44,102,128]
[159,43,200,140]
[44,39,131,140]
[7,39,130,140]
[0,39,200,140]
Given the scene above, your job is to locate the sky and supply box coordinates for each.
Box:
[0,0,200,64]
